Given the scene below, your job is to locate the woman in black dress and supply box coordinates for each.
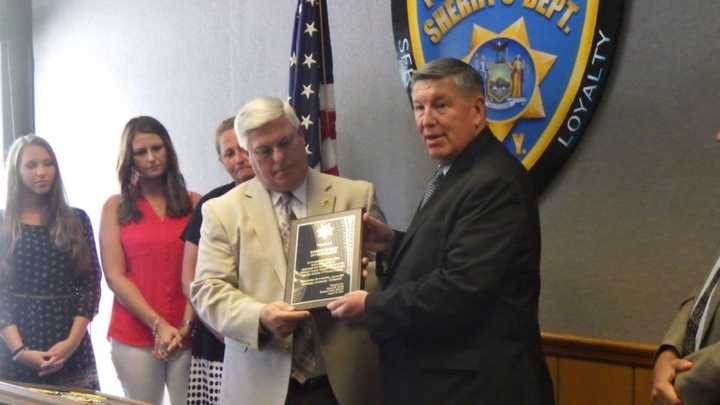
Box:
[181,117,254,404]
[0,135,101,389]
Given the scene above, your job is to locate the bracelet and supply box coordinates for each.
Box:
[11,345,28,361]
[152,317,161,337]
[181,319,193,328]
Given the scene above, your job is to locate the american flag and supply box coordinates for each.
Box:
[289,0,338,175]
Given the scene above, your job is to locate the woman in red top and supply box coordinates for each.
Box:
[100,116,199,404]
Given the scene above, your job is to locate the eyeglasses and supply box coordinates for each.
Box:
[251,134,298,162]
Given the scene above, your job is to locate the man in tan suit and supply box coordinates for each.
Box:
[652,256,720,405]
[191,96,381,405]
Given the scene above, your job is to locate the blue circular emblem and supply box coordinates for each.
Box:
[391,0,624,194]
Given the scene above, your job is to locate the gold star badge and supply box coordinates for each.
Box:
[464,18,556,141]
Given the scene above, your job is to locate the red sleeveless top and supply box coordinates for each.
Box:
[108,196,191,347]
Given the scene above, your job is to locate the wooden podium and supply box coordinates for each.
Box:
[0,380,148,404]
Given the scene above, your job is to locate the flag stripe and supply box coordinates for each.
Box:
[289,0,338,175]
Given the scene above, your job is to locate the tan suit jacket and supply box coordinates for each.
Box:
[191,169,381,405]
[662,274,720,404]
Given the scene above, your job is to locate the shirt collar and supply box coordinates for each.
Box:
[270,176,308,208]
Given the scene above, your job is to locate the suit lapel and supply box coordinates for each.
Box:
[391,131,492,268]
[390,173,453,269]
[391,204,431,268]
[307,170,336,216]
[243,179,288,287]
[701,283,720,345]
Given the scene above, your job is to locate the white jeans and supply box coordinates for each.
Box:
[111,340,191,405]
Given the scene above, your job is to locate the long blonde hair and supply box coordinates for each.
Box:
[1,135,90,275]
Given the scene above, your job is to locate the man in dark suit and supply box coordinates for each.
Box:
[328,58,555,405]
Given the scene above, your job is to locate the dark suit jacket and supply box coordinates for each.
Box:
[365,129,554,405]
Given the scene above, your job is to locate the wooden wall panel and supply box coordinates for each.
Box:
[558,358,633,405]
[542,332,659,404]
[633,367,653,405]
[543,332,657,367]
[545,355,559,403]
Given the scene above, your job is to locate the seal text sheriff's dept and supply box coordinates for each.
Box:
[423,0,582,43]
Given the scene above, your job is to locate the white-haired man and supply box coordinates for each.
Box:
[191,96,381,405]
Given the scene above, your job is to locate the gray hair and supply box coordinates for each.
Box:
[234,97,300,150]
[410,58,485,97]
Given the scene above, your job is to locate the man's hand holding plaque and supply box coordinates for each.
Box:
[328,212,394,320]
[259,301,310,338]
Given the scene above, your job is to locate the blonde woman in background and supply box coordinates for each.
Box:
[0,135,101,389]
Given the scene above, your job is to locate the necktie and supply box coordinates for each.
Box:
[278,192,295,256]
[291,319,318,383]
[683,267,720,353]
[277,192,318,382]
[419,168,444,209]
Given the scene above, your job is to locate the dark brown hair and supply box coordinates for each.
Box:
[116,116,192,224]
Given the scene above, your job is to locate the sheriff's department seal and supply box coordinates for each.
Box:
[392,0,624,193]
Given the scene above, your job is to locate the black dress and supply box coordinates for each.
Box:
[0,209,101,390]
[181,182,235,405]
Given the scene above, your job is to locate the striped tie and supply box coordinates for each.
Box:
[277,192,318,382]
[278,192,295,256]
[419,168,444,209]
[683,269,720,353]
